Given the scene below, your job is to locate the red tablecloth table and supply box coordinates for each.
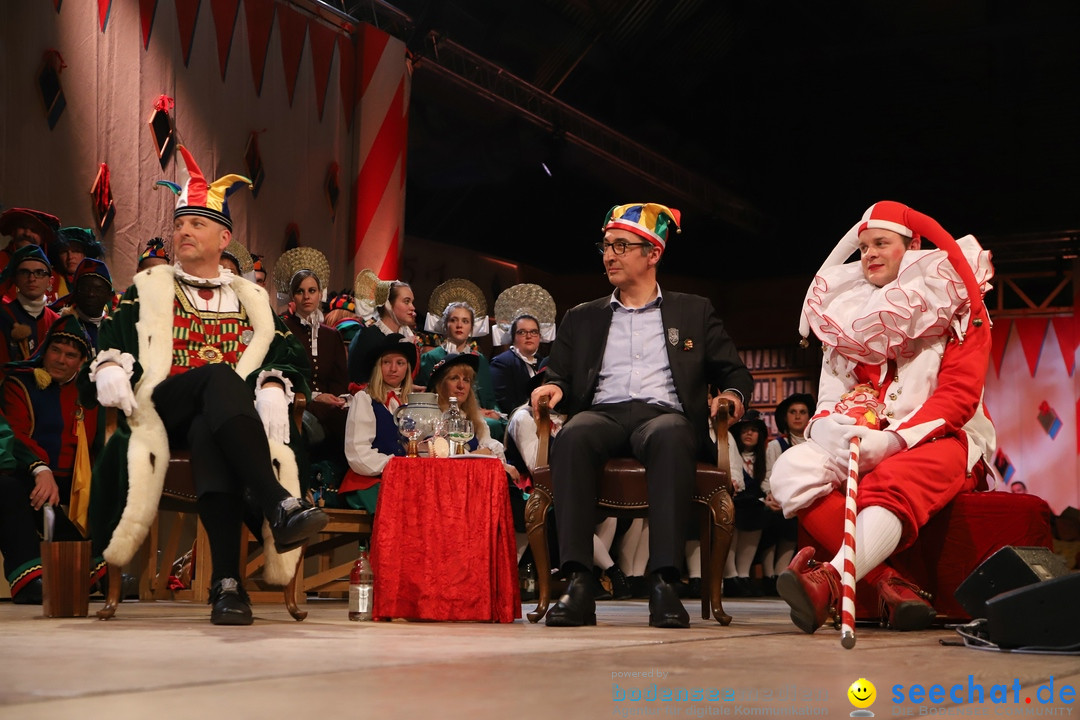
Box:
[371,456,521,622]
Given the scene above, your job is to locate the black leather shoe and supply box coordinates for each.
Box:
[648,573,690,628]
[209,578,253,626]
[687,577,703,600]
[12,577,43,605]
[545,570,596,626]
[269,496,328,552]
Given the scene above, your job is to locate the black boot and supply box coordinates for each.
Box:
[605,566,632,600]
[209,578,253,626]
[545,570,596,626]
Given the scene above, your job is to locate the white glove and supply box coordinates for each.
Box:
[255,385,290,444]
[807,413,855,459]
[849,427,904,473]
[95,364,138,416]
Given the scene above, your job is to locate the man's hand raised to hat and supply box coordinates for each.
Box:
[94,364,138,416]
[531,384,562,420]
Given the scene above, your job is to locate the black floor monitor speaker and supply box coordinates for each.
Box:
[985,573,1080,649]
[953,546,1068,618]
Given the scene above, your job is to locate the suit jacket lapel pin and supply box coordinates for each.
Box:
[667,327,679,346]
[682,338,694,351]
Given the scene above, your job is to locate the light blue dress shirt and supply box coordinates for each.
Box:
[592,286,684,411]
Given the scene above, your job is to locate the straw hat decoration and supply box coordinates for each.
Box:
[353,268,392,320]
[492,283,557,345]
[423,277,490,337]
[222,239,254,277]
[274,246,331,301]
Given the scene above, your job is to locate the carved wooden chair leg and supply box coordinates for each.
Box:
[284,549,307,621]
[708,489,735,626]
[698,505,712,620]
[96,563,125,619]
[525,487,553,623]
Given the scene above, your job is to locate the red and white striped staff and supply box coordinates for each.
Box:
[834,386,883,650]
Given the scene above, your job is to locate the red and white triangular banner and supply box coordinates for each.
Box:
[175,0,202,67]
[139,0,158,49]
[277,4,307,106]
[1051,316,1078,376]
[209,0,241,80]
[244,0,275,96]
[309,21,337,121]
[990,318,1011,377]
[338,33,357,129]
[98,0,112,32]
[1015,318,1049,377]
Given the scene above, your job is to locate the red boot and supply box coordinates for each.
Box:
[776,546,842,634]
[876,567,936,631]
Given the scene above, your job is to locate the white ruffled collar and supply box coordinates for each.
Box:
[174,263,235,288]
[802,235,993,365]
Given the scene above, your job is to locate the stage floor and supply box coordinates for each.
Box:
[1,596,1077,718]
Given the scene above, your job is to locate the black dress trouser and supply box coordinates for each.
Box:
[549,401,697,575]
[151,364,291,582]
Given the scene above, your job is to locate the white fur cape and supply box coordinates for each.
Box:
[102,265,301,585]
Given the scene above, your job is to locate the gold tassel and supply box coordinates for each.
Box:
[33,368,52,390]
[68,406,92,537]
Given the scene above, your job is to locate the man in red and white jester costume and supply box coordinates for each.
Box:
[770,201,996,633]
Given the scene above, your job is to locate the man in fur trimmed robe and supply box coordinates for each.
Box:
[88,147,327,625]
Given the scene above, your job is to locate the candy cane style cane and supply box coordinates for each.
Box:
[833,386,883,649]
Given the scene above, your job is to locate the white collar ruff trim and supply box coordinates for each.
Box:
[801,235,993,365]
[174,263,235,287]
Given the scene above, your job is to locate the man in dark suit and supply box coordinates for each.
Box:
[531,203,752,628]
[490,313,545,414]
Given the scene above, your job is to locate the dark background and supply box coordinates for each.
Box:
[379,0,1080,280]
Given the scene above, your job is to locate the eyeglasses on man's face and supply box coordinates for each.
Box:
[596,240,652,256]
[16,268,51,279]
[515,329,540,337]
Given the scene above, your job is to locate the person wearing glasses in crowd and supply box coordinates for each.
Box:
[0,208,61,303]
[490,313,545,415]
[531,203,752,629]
[0,245,61,366]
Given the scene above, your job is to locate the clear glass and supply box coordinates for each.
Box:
[447,418,474,455]
[398,415,422,457]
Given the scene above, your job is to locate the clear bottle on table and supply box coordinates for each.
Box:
[443,396,465,454]
[348,544,374,621]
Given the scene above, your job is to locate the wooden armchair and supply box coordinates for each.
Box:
[524,400,736,625]
[96,398,307,620]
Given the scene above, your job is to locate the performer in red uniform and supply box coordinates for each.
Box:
[0,315,99,603]
[770,201,996,633]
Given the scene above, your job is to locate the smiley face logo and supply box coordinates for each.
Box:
[848,678,877,713]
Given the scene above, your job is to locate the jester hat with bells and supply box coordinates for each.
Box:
[799,200,994,365]
[155,146,252,232]
[602,203,681,253]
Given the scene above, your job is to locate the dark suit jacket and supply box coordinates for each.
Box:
[489,349,545,413]
[544,290,752,456]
